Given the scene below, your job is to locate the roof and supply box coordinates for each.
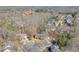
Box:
[19,9,32,15]
[34,34,48,39]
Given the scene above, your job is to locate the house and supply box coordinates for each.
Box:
[19,9,32,15]
[23,9,32,15]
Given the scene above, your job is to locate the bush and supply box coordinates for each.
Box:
[58,32,74,51]
[35,9,48,13]
[0,19,17,32]
[37,24,46,34]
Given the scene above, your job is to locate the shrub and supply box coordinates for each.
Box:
[35,9,48,13]
[0,19,17,32]
[58,32,74,51]
[37,24,46,34]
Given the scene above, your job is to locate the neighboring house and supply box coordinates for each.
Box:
[19,9,32,15]
[23,9,32,15]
